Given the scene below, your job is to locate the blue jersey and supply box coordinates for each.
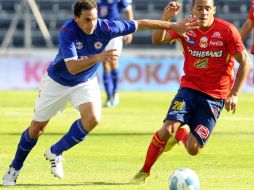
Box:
[97,0,132,20]
[47,18,137,86]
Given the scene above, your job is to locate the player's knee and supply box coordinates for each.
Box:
[81,115,100,129]
[186,143,201,156]
[29,121,48,138]
[159,127,174,140]
[187,147,200,156]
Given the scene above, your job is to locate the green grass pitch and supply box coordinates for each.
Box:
[0,90,254,190]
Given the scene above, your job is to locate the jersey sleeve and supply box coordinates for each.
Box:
[102,19,137,38]
[58,28,78,62]
[166,30,181,44]
[226,24,246,56]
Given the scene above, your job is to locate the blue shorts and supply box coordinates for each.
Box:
[165,88,225,146]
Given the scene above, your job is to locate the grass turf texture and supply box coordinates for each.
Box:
[0,91,253,190]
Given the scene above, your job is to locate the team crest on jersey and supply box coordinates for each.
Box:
[94,41,103,49]
[199,37,208,48]
[195,124,209,140]
[75,41,83,49]
[194,58,208,68]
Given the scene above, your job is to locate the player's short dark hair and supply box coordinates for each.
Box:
[74,0,97,17]
[192,0,215,7]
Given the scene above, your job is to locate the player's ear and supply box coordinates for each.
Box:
[213,6,216,15]
[74,15,79,22]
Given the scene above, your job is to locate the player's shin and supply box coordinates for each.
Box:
[111,69,119,95]
[103,72,113,101]
[142,131,167,174]
[50,119,88,155]
[12,128,38,170]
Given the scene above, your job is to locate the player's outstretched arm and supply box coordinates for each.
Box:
[65,49,119,75]
[136,16,198,40]
[225,50,250,113]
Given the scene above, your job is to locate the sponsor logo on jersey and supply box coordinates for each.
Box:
[199,36,208,48]
[188,48,223,58]
[186,31,197,37]
[75,41,83,49]
[186,39,195,45]
[209,40,223,46]
[94,41,103,49]
[211,32,222,38]
[194,58,208,68]
[195,124,209,139]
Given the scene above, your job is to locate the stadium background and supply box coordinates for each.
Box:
[0,0,253,91]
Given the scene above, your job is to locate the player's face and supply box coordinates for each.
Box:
[191,0,216,29]
[75,8,98,35]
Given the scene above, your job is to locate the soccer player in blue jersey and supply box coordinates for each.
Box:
[97,0,134,107]
[2,0,199,186]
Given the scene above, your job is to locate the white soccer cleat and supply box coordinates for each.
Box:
[2,165,20,186]
[44,148,64,179]
[104,99,112,108]
[112,93,119,106]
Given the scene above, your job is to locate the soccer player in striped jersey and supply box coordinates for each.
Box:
[131,0,250,184]
[98,0,134,107]
[2,0,199,186]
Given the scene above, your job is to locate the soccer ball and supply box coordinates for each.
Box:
[169,168,200,190]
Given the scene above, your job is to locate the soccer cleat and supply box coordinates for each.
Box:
[104,99,112,108]
[111,93,119,106]
[163,135,178,152]
[129,170,149,184]
[44,148,64,179]
[2,165,20,186]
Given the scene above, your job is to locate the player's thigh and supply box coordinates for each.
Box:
[33,74,70,122]
[185,133,202,155]
[165,88,193,125]
[189,94,224,147]
[69,77,101,130]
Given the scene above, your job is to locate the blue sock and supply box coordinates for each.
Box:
[111,69,119,95]
[103,72,112,100]
[12,128,38,170]
[51,119,88,156]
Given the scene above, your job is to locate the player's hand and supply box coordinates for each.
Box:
[123,34,133,44]
[97,49,119,63]
[225,94,238,113]
[162,1,182,20]
[173,15,199,40]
